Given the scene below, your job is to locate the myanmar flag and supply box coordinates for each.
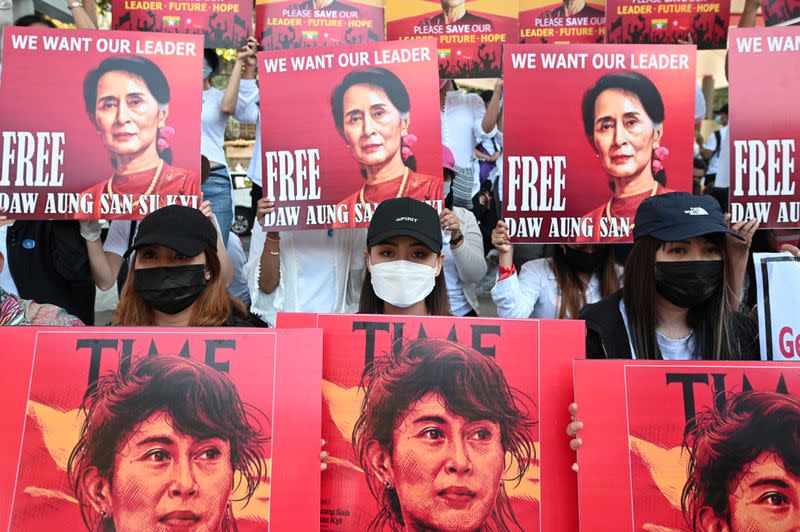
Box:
[162,15,181,26]
[302,30,319,39]
[651,19,668,29]
[438,49,452,58]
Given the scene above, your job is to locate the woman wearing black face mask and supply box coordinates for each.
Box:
[115,205,255,327]
[580,192,758,360]
[491,220,621,319]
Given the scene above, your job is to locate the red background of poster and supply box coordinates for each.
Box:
[256,0,385,50]
[605,0,730,48]
[1,328,322,531]
[278,313,584,532]
[574,360,800,531]
[520,1,605,44]
[111,0,252,49]
[761,0,800,25]
[257,39,442,230]
[502,43,695,243]
[386,0,519,78]
[0,28,201,220]
[728,27,800,228]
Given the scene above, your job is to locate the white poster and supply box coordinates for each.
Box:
[754,252,800,360]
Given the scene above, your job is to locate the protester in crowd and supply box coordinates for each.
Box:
[491,221,621,319]
[359,197,450,316]
[473,90,503,189]
[441,78,501,207]
[692,156,707,195]
[226,233,250,309]
[440,146,487,316]
[354,338,534,532]
[202,42,259,247]
[700,104,728,190]
[114,205,255,327]
[331,67,439,219]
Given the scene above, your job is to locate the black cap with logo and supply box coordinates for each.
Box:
[367,197,442,253]
[124,205,217,258]
[633,192,743,242]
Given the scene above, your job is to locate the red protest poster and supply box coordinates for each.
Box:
[278,313,584,531]
[761,0,800,26]
[0,28,202,221]
[256,0,385,50]
[3,327,322,531]
[502,44,694,243]
[386,0,518,78]
[256,39,443,230]
[111,0,252,48]
[605,0,730,48]
[519,0,605,44]
[728,27,800,228]
[575,360,800,531]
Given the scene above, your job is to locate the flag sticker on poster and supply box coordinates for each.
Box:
[255,0,385,50]
[761,0,800,26]
[574,360,800,531]
[754,252,800,361]
[256,39,443,230]
[519,0,605,44]
[386,0,519,78]
[605,0,730,49]
[0,28,202,221]
[112,0,252,48]
[3,328,323,531]
[502,44,695,243]
[729,27,800,228]
[278,313,585,532]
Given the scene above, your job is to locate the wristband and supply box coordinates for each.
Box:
[498,264,516,281]
[449,232,464,247]
[68,1,83,8]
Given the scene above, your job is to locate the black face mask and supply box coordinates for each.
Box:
[134,265,208,315]
[654,260,723,308]
[563,246,606,273]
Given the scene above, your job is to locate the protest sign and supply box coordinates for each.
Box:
[386,0,518,78]
[575,359,800,531]
[519,0,605,44]
[754,252,800,360]
[256,0,385,50]
[111,0,252,48]
[502,44,694,243]
[278,313,584,531]
[256,39,442,230]
[3,327,322,531]
[761,0,800,26]
[605,0,730,48]
[0,28,202,221]
[729,27,800,228]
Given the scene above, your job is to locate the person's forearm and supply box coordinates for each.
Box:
[86,239,116,291]
[739,0,760,27]
[69,1,97,29]
[452,236,488,283]
[257,238,281,294]
[216,231,234,287]
[220,59,244,115]
[730,258,747,309]
[481,93,501,134]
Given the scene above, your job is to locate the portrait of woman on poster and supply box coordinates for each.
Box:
[576,71,674,243]
[80,56,199,218]
[331,68,440,226]
[67,355,267,532]
[354,338,535,532]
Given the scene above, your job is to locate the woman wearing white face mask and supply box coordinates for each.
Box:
[359,197,451,316]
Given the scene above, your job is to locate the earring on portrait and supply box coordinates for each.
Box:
[100,509,108,519]
[384,479,392,489]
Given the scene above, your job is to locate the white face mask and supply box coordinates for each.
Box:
[444,180,452,197]
[369,259,437,309]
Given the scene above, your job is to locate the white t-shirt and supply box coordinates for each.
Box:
[0,224,19,296]
[703,125,728,175]
[104,220,138,262]
[248,119,262,187]
[714,126,731,188]
[201,80,259,165]
[226,232,250,307]
[694,83,706,122]
[619,299,696,360]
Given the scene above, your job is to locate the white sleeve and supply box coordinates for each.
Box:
[244,227,282,325]
[470,93,497,141]
[450,208,487,283]
[103,220,132,258]
[233,79,260,124]
[694,83,706,122]
[491,259,548,319]
[703,131,718,152]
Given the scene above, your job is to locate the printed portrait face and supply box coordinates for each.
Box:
[441,0,466,8]
[94,70,167,161]
[386,391,504,532]
[341,83,408,170]
[104,411,233,531]
[591,88,662,181]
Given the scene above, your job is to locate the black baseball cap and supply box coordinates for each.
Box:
[367,197,442,253]
[124,205,217,258]
[633,192,744,242]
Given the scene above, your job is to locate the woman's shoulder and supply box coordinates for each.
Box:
[520,257,557,280]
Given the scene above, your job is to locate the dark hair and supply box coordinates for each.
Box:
[682,391,800,530]
[68,355,268,531]
[83,56,172,164]
[552,245,620,319]
[353,338,536,531]
[14,14,57,27]
[693,157,708,171]
[480,90,494,106]
[622,234,748,359]
[581,71,665,139]
[204,48,221,78]
[331,67,411,132]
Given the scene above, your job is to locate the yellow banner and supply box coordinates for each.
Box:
[520,0,604,10]
[257,0,384,7]
[386,0,518,23]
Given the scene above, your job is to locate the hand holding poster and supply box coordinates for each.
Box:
[257,39,443,230]
[729,27,800,228]
[112,0,252,48]
[0,28,202,221]
[575,360,800,531]
[761,0,800,26]
[754,252,800,360]
[502,44,694,243]
[278,313,585,531]
[2,327,323,531]
[519,0,605,44]
[256,0,385,50]
[386,0,519,78]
